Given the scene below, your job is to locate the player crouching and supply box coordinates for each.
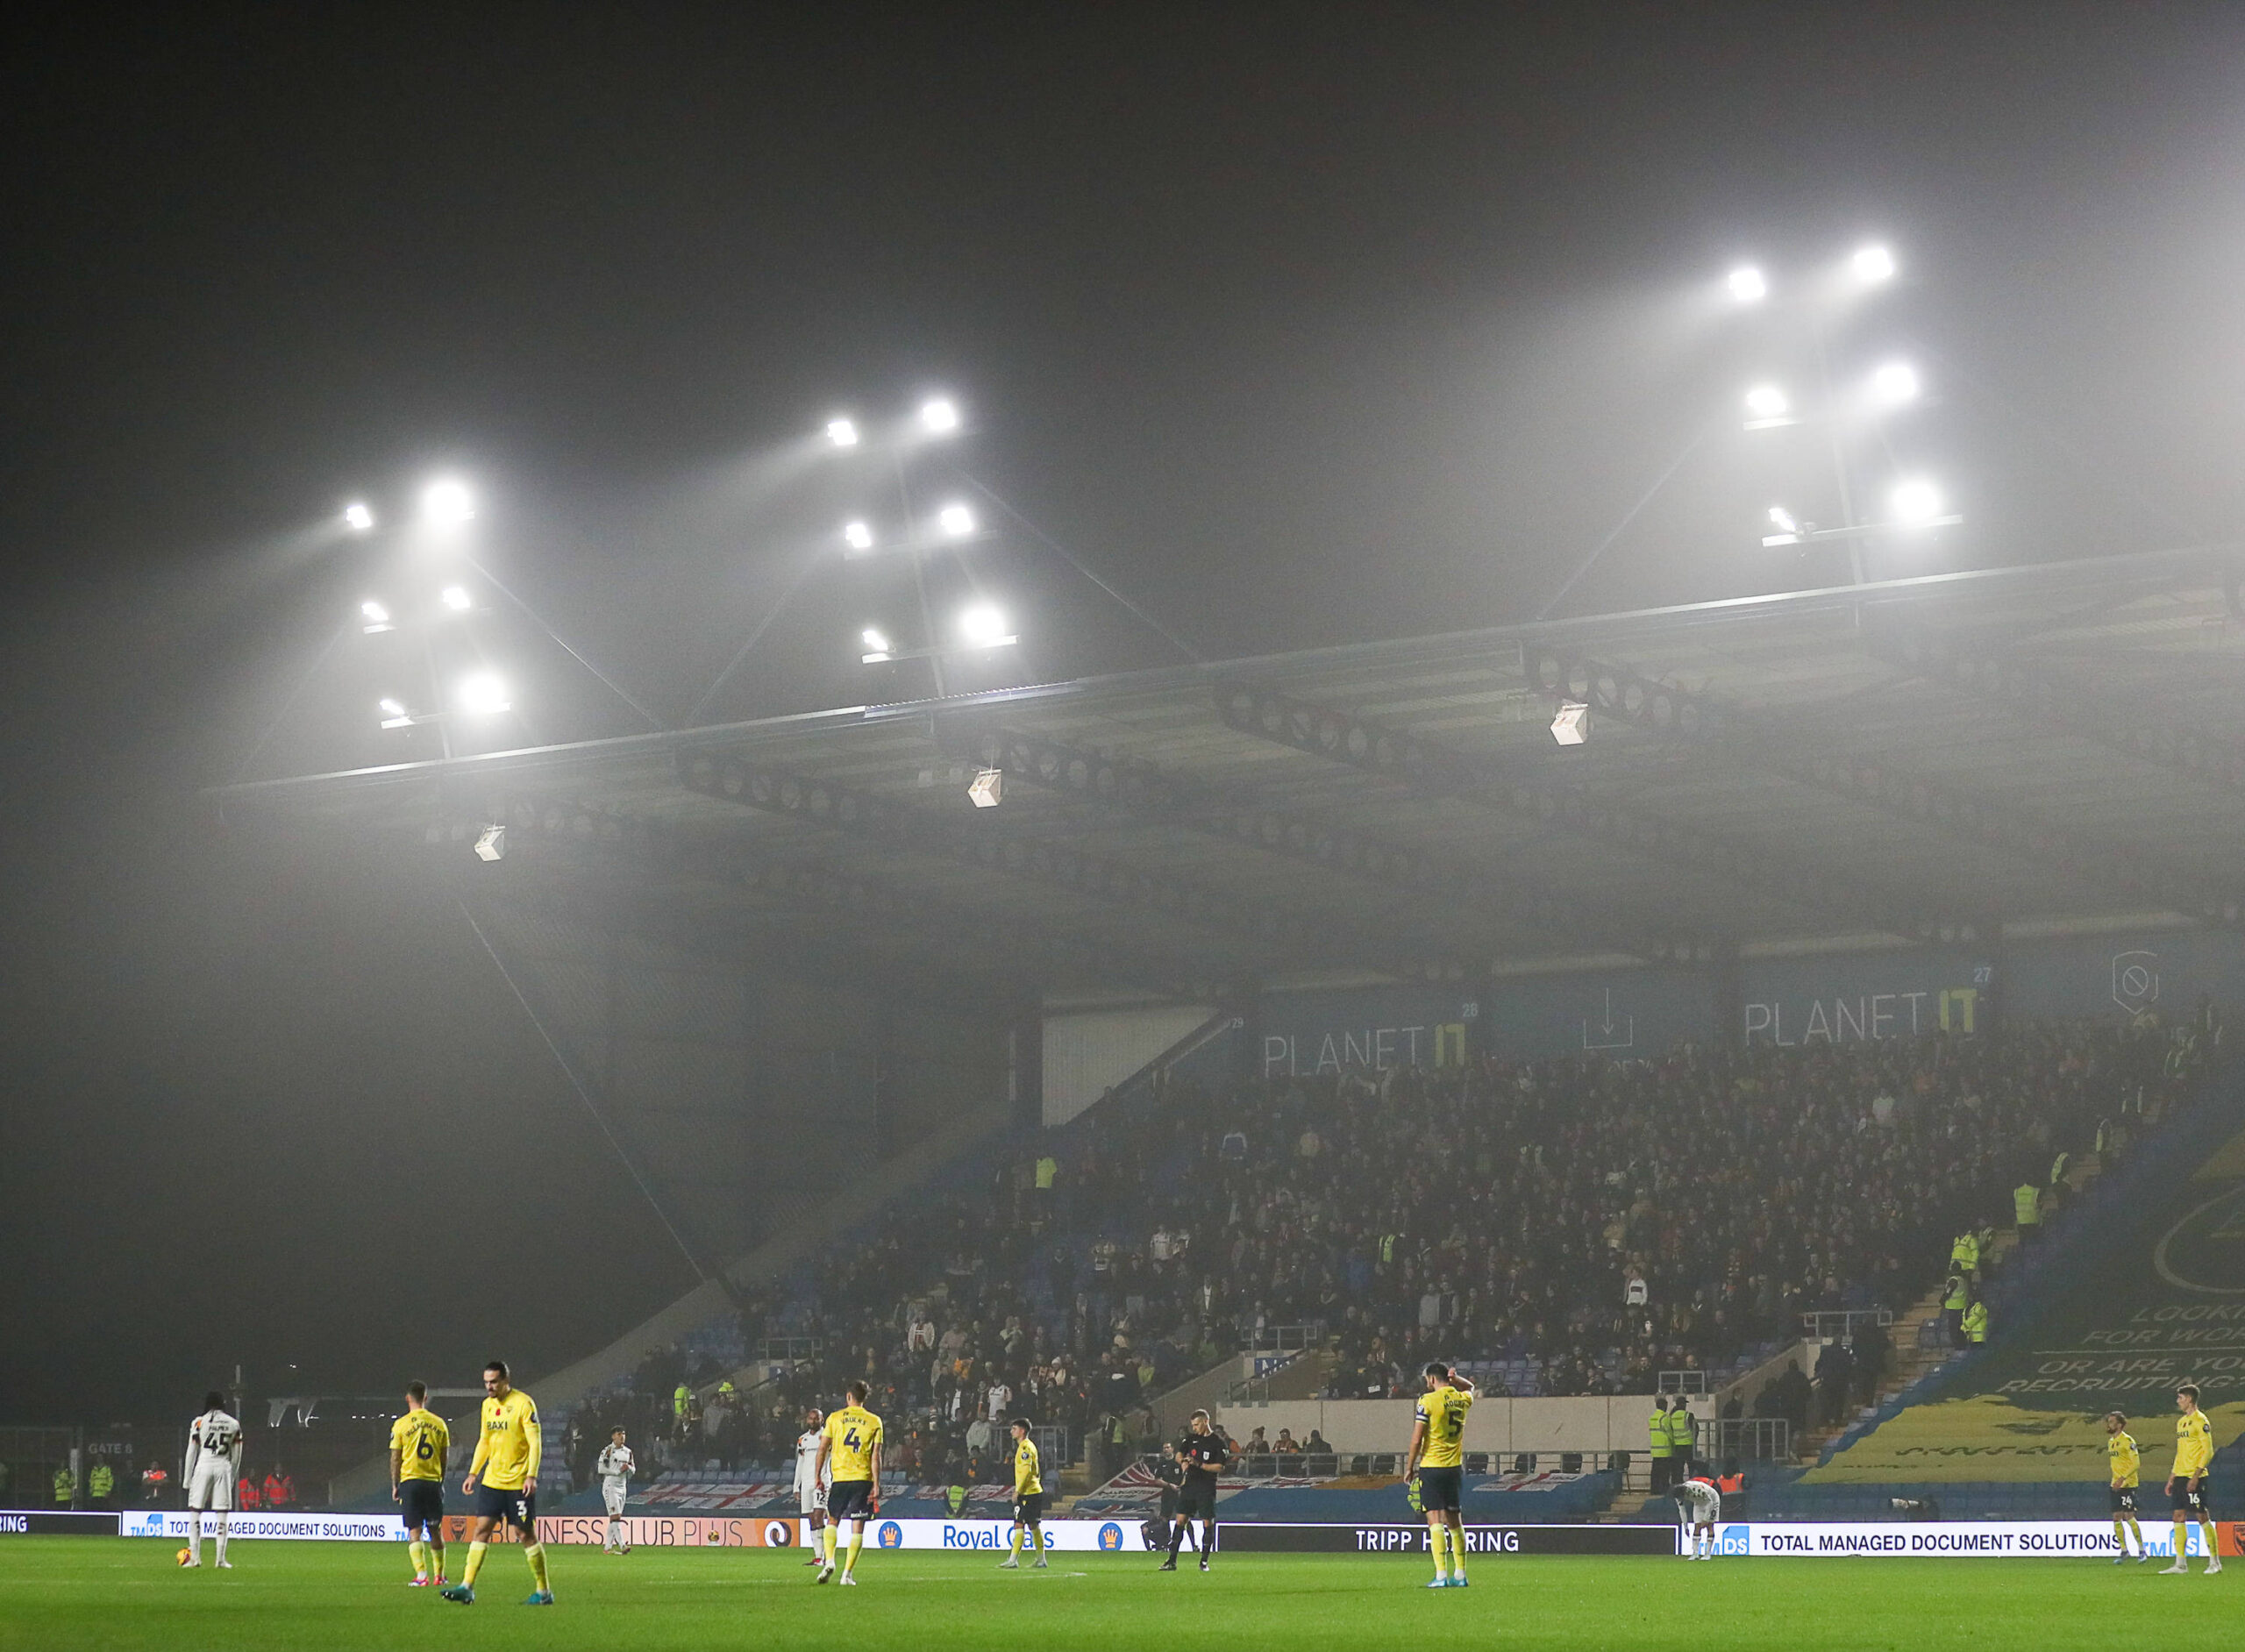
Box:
[1673,1464,1721,1560]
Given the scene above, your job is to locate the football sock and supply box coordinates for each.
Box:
[1450,1526,1466,1579]
[524,1542,551,1593]
[1201,1521,1215,1556]
[822,1525,837,1565]
[1167,1521,1186,1559]
[463,1541,488,1586]
[845,1533,863,1574]
[410,1539,429,1578]
[188,1516,203,1566]
[2174,1521,2189,1563]
[1430,1523,1449,1578]
[1008,1527,1023,1560]
[214,1514,228,1565]
[2200,1520,2219,1559]
[1030,1526,1044,1555]
[431,1542,445,1578]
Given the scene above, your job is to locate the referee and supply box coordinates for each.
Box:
[1161,1411,1229,1572]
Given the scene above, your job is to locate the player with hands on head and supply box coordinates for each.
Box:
[1404,1360,1476,1589]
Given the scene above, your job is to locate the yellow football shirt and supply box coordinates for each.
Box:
[1416,1384,1473,1470]
[390,1409,451,1483]
[470,1389,542,1491]
[2174,1409,2213,1478]
[824,1404,883,1482]
[2106,1431,2139,1488]
[1014,1436,1042,1498]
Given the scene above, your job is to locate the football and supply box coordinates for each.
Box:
[175,1549,191,1567]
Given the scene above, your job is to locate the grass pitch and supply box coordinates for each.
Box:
[0,1537,2234,1651]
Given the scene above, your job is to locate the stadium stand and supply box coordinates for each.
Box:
[532,1006,2214,1527]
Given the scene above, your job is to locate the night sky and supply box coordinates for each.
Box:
[5,4,2245,1422]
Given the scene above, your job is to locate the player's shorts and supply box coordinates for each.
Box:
[474,1483,536,1532]
[799,1484,828,1517]
[829,1479,874,1520]
[602,1483,628,1518]
[1175,1478,1218,1521]
[1416,1465,1464,1513]
[186,1465,233,1511]
[1678,1491,1721,1524]
[2110,1487,2137,1515]
[399,1478,444,1529]
[2170,1480,2207,1516]
[1014,1492,1045,1525]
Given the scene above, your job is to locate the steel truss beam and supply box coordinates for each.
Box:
[1217,682,1973,946]
[1524,649,2245,931]
[943,720,1713,965]
[1866,627,2245,799]
[421,794,1213,995]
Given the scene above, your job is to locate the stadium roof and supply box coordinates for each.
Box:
[208,546,2245,1002]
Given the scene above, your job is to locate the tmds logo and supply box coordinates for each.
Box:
[875,1521,903,1549]
[1098,1522,1124,1550]
[1714,1525,1751,1556]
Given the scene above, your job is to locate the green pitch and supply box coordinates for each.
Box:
[0,1538,2234,1651]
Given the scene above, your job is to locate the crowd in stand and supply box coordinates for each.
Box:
[597,1007,2214,1487]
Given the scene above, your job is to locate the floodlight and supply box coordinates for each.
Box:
[826,416,860,449]
[343,502,374,532]
[959,602,1010,647]
[473,824,505,863]
[1870,360,1920,406]
[1768,506,1799,534]
[1890,477,1943,527]
[862,626,892,654]
[1744,383,1788,418]
[1550,701,1590,745]
[378,697,404,716]
[440,585,472,611]
[844,519,874,551]
[456,672,511,715]
[968,768,1002,808]
[421,477,474,526]
[360,600,390,623]
[920,396,961,434]
[937,502,975,538]
[1851,245,1897,283]
[1727,266,1768,303]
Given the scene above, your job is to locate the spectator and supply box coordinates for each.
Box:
[140,1461,168,1505]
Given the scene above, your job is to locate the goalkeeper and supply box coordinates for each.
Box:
[1403,1361,1477,1589]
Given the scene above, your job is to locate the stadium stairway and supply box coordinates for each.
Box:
[1745,1063,2245,1520]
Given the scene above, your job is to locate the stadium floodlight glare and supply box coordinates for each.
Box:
[1727,265,1768,303]
[343,502,374,532]
[1890,477,1944,527]
[456,671,511,715]
[1743,383,1788,418]
[421,476,474,526]
[1870,360,1921,406]
[1764,505,1803,546]
[826,416,860,449]
[958,602,1013,648]
[937,501,975,538]
[919,396,961,435]
[377,696,413,728]
[473,823,505,862]
[843,518,874,552]
[360,599,394,634]
[1851,244,1898,283]
[860,627,893,662]
[1550,701,1590,746]
[439,584,472,611]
